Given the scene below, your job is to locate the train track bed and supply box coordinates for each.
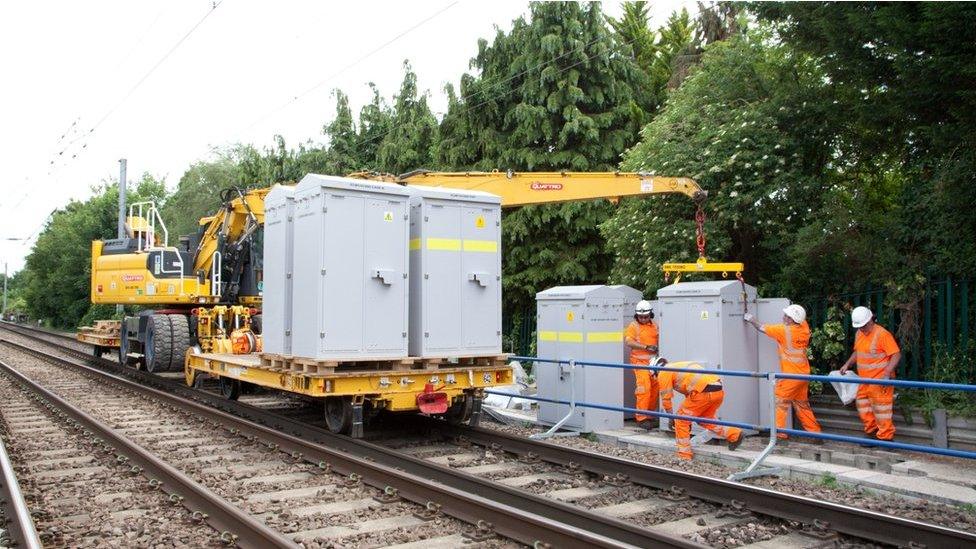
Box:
[0,365,223,547]
[0,344,518,548]
[481,421,976,535]
[370,428,873,548]
[5,321,976,548]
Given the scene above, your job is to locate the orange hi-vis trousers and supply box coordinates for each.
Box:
[674,389,741,460]
[775,379,821,439]
[856,383,895,440]
[633,367,659,422]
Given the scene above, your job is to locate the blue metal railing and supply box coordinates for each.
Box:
[496,356,976,479]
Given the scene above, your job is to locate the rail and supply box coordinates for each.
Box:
[7,322,976,548]
[0,357,296,548]
[0,414,42,549]
[0,332,692,548]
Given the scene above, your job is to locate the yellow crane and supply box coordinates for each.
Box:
[86,170,740,373]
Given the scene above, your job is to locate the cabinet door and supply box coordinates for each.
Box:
[321,194,364,353]
[460,206,501,351]
[362,197,408,353]
[423,203,462,352]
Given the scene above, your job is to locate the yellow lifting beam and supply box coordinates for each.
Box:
[662,258,746,283]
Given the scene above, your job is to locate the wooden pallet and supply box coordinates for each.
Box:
[416,355,511,369]
[258,353,511,375]
[259,353,417,376]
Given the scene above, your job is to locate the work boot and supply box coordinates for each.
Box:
[727,436,743,451]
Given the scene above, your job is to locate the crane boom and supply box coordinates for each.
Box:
[392,170,707,207]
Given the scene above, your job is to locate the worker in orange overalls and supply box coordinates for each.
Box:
[745,304,822,442]
[624,300,659,429]
[657,358,743,459]
[840,306,901,442]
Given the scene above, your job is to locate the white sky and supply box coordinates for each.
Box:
[0,0,695,274]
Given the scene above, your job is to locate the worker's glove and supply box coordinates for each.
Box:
[645,345,658,353]
[743,313,755,323]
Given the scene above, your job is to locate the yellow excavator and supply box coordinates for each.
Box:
[87,170,740,372]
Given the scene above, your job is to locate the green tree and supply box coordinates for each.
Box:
[608,2,657,71]
[322,89,361,174]
[754,2,976,351]
[438,2,650,315]
[653,9,696,90]
[604,31,840,296]
[23,175,165,327]
[163,150,245,240]
[375,61,440,174]
[356,83,394,171]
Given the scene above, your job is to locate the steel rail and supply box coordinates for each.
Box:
[7,321,975,547]
[0,415,43,549]
[9,321,975,547]
[421,420,976,549]
[0,335,698,549]
[0,357,296,548]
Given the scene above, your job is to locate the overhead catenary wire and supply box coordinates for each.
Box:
[49,1,224,175]
[20,1,225,229]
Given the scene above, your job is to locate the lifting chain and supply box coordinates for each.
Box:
[695,202,707,259]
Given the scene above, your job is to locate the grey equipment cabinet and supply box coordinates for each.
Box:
[290,174,411,360]
[536,285,627,432]
[262,184,296,355]
[405,185,502,358]
[656,281,766,431]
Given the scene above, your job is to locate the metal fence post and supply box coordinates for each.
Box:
[728,372,782,481]
[531,359,579,440]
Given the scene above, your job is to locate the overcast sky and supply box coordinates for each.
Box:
[0,0,695,274]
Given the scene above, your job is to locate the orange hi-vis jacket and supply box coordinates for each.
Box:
[658,362,720,412]
[854,324,900,379]
[625,320,659,365]
[763,321,811,374]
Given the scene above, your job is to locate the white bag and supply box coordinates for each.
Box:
[828,370,859,405]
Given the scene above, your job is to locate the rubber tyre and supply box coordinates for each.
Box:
[145,315,173,373]
[324,397,353,435]
[250,314,262,335]
[92,345,103,358]
[219,377,241,400]
[168,314,191,372]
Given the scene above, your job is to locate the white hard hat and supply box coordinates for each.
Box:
[783,304,806,324]
[851,306,873,328]
[635,300,653,314]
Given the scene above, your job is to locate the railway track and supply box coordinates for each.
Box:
[3,321,976,548]
[0,323,697,548]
